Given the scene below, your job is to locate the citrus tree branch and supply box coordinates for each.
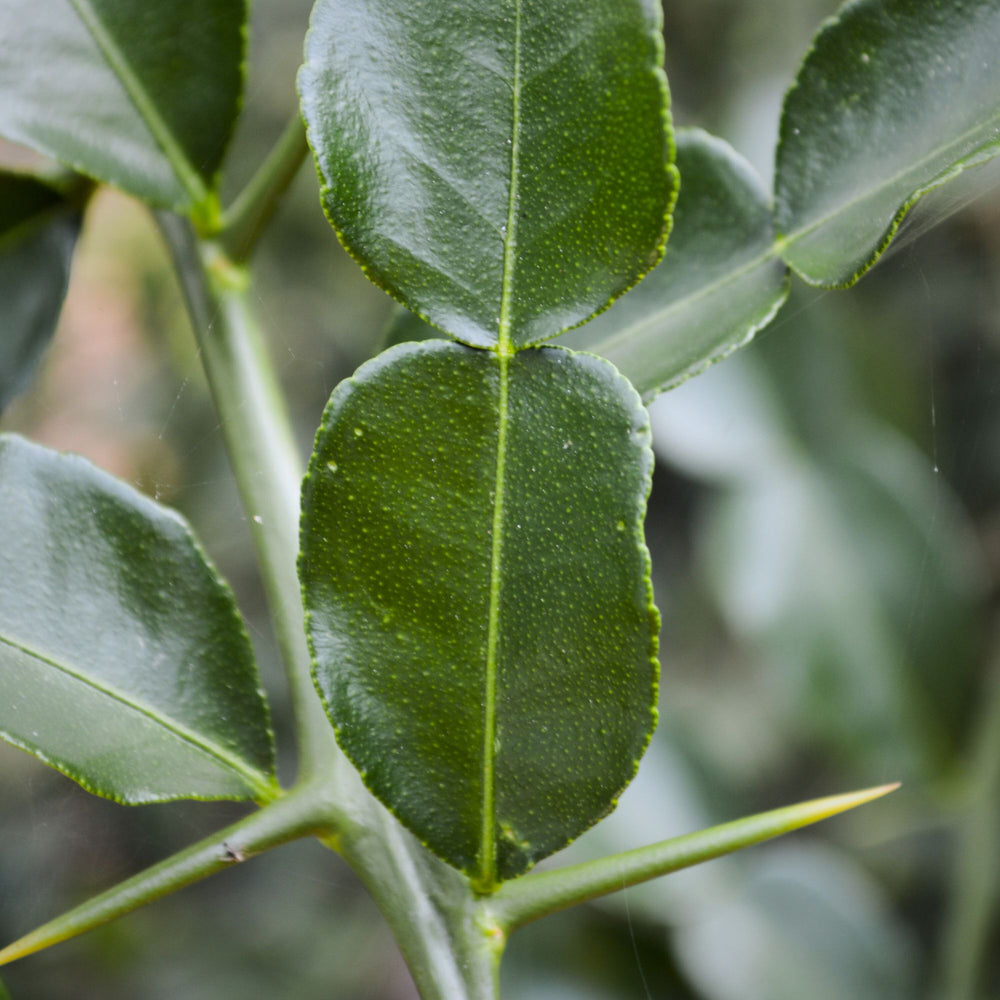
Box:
[217,115,310,262]
[156,212,337,781]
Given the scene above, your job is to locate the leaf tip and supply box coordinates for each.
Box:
[811,781,901,821]
[0,935,41,968]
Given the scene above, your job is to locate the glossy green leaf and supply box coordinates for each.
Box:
[0,434,277,803]
[300,340,658,887]
[0,0,247,219]
[0,173,82,412]
[561,129,789,400]
[299,0,676,349]
[774,0,1000,286]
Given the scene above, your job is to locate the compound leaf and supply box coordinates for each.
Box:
[300,341,658,888]
[300,0,676,349]
[774,0,1000,286]
[0,435,277,804]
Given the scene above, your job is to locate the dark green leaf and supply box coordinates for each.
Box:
[0,434,277,803]
[0,0,247,219]
[0,173,82,412]
[774,0,1000,286]
[561,129,789,400]
[0,173,67,233]
[299,0,676,349]
[300,340,658,887]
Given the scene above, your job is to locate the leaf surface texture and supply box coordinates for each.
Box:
[0,436,277,803]
[300,0,676,348]
[0,0,246,213]
[562,129,789,399]
[300,341,658,885]
[775,0,1000,285]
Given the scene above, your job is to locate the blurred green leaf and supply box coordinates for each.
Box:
[0,173,68,233]
[0,434,277,804]
[300,340,658,886]
[0,173,81,412]
[774,0,1000,285]
[299,0,676,348]
[561,128,789,400]
[673,844,918,1000]
[651,352,985,778]
[0,0,247,218]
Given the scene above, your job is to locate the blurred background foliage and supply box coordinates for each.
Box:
[2,0,1000,996]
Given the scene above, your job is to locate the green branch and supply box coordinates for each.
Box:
[217,115,310,262]
[156,213,336,780]
[0,788,334,967]
[490,783,900,931]
[156,211,500,999]
[938,635,1000,1000]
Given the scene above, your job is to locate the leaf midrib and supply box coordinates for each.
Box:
[0,631,273,798]
[479,0,524,890]
[496,0,524,353]
[583,245,783,357]
[582,114,1000,386]
[67,0,211,208]
[780,109,1000,254]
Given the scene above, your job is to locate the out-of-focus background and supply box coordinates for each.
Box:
[2,1,999,996]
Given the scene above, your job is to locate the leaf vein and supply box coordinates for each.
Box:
[782,110,1000,253]
[66,0,210,209]
[0,631,273,798]
[586,246,783,355]
[478,0,523,890]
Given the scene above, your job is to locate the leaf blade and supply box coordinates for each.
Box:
[0,0,246,214]
[560,128,789,400]
[0,173,82,412]
[774,0,1000,286]
[299,0,676,348]
[300,341,658,885]
[0,434,277,803]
